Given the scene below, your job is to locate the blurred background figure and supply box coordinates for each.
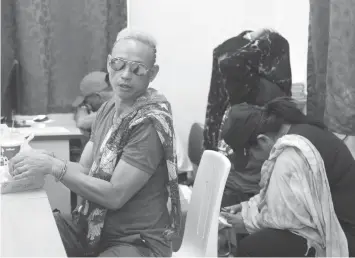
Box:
[72,71,113,137]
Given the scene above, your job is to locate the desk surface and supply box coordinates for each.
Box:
[1,189,67,257]
[14,113,83,139]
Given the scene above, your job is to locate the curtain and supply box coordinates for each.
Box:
[307,0,355,135]
[1,0,127,114]
[1,0,16,103]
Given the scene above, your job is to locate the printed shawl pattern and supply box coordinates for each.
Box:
[241,134,348,257]
[73,88,181,254]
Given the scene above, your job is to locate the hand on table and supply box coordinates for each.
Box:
[9,150,55,180]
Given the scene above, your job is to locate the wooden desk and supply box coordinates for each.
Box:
[1,189,67,257]
[14,114,84,214]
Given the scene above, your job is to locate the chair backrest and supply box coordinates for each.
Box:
[179,150,231,256]
[187,122,204,165]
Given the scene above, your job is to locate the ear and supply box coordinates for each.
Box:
[106,55,112,73]
[256,134,274,149]
[148,65,159,82]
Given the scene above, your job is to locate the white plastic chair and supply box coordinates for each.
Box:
[174,150,231,257]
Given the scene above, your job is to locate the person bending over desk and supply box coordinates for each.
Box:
[72,71,114,137]
[204,28,293,208]
[9,28,182,257]
[220,98,355,257]
[70,71,114,171]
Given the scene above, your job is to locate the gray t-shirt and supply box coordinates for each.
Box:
[90,99,171,257]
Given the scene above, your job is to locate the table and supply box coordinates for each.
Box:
[1,189,67,257]
[13,114,84,214]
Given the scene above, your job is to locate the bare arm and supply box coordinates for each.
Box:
[53,158,151,210]
[58,141,93,176]
[74,141,94,204]
[52,121,161,210]
[78,141,94,173]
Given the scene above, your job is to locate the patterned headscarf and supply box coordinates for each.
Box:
[73,88,181,255]
[204,29,292,151]
[218,29,292,103]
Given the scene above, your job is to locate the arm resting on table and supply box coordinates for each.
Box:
[56,120,161,210]
[53,159,152,210]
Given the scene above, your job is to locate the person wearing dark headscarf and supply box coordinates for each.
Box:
[209,29,294,255]
[219,98,355,257]
[204,29,292,151]
[204,29,293,206]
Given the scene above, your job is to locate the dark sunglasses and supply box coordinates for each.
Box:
[109,57,150,76]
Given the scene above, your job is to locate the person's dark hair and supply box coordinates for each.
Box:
[102,72,113,90]
[250,97,326,143]
[104,72,109,84]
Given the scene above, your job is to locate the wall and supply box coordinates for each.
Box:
[128,0,310,151]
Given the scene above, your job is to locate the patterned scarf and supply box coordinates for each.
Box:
[73,88,182,254]
[241,135,348,257]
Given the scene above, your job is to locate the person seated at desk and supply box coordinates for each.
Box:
[70,71,113,163]
[9,28,182,257]
[220,98,355,257]
[72,71,114,137]
[72,71,192,182]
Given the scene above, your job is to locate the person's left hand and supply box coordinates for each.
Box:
[220,211,248,234]
[9,150,54,180]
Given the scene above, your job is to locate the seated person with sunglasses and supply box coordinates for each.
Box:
[72,71,114,137]
[72,69,192,184]
[8,28,182,257]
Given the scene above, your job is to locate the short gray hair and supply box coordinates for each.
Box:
[113,28,157,64]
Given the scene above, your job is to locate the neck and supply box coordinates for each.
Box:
[114,98,134,116]
[113,89,150,116]
[277,123,291,139]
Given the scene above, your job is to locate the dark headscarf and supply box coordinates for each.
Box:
[221,98,325,159]
[221,103,262,154]
[204,29,292,151]
[218,29,292,104]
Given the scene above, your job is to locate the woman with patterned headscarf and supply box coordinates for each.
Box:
[220,98,354,257]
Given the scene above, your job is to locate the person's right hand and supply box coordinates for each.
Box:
[221,203,242,214]
[249,28,268,41]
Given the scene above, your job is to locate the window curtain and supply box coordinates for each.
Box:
[307,0,355,135]
[1,0,127,114]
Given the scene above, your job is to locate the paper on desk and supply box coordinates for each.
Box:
[25,119,54,125]
[16,126,70,136]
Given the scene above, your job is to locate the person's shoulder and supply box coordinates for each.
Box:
[97,98,115,116]
[275,147,305,172]
[91,98,115,133]
[131,119,157,137]
[128,120,165,153]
